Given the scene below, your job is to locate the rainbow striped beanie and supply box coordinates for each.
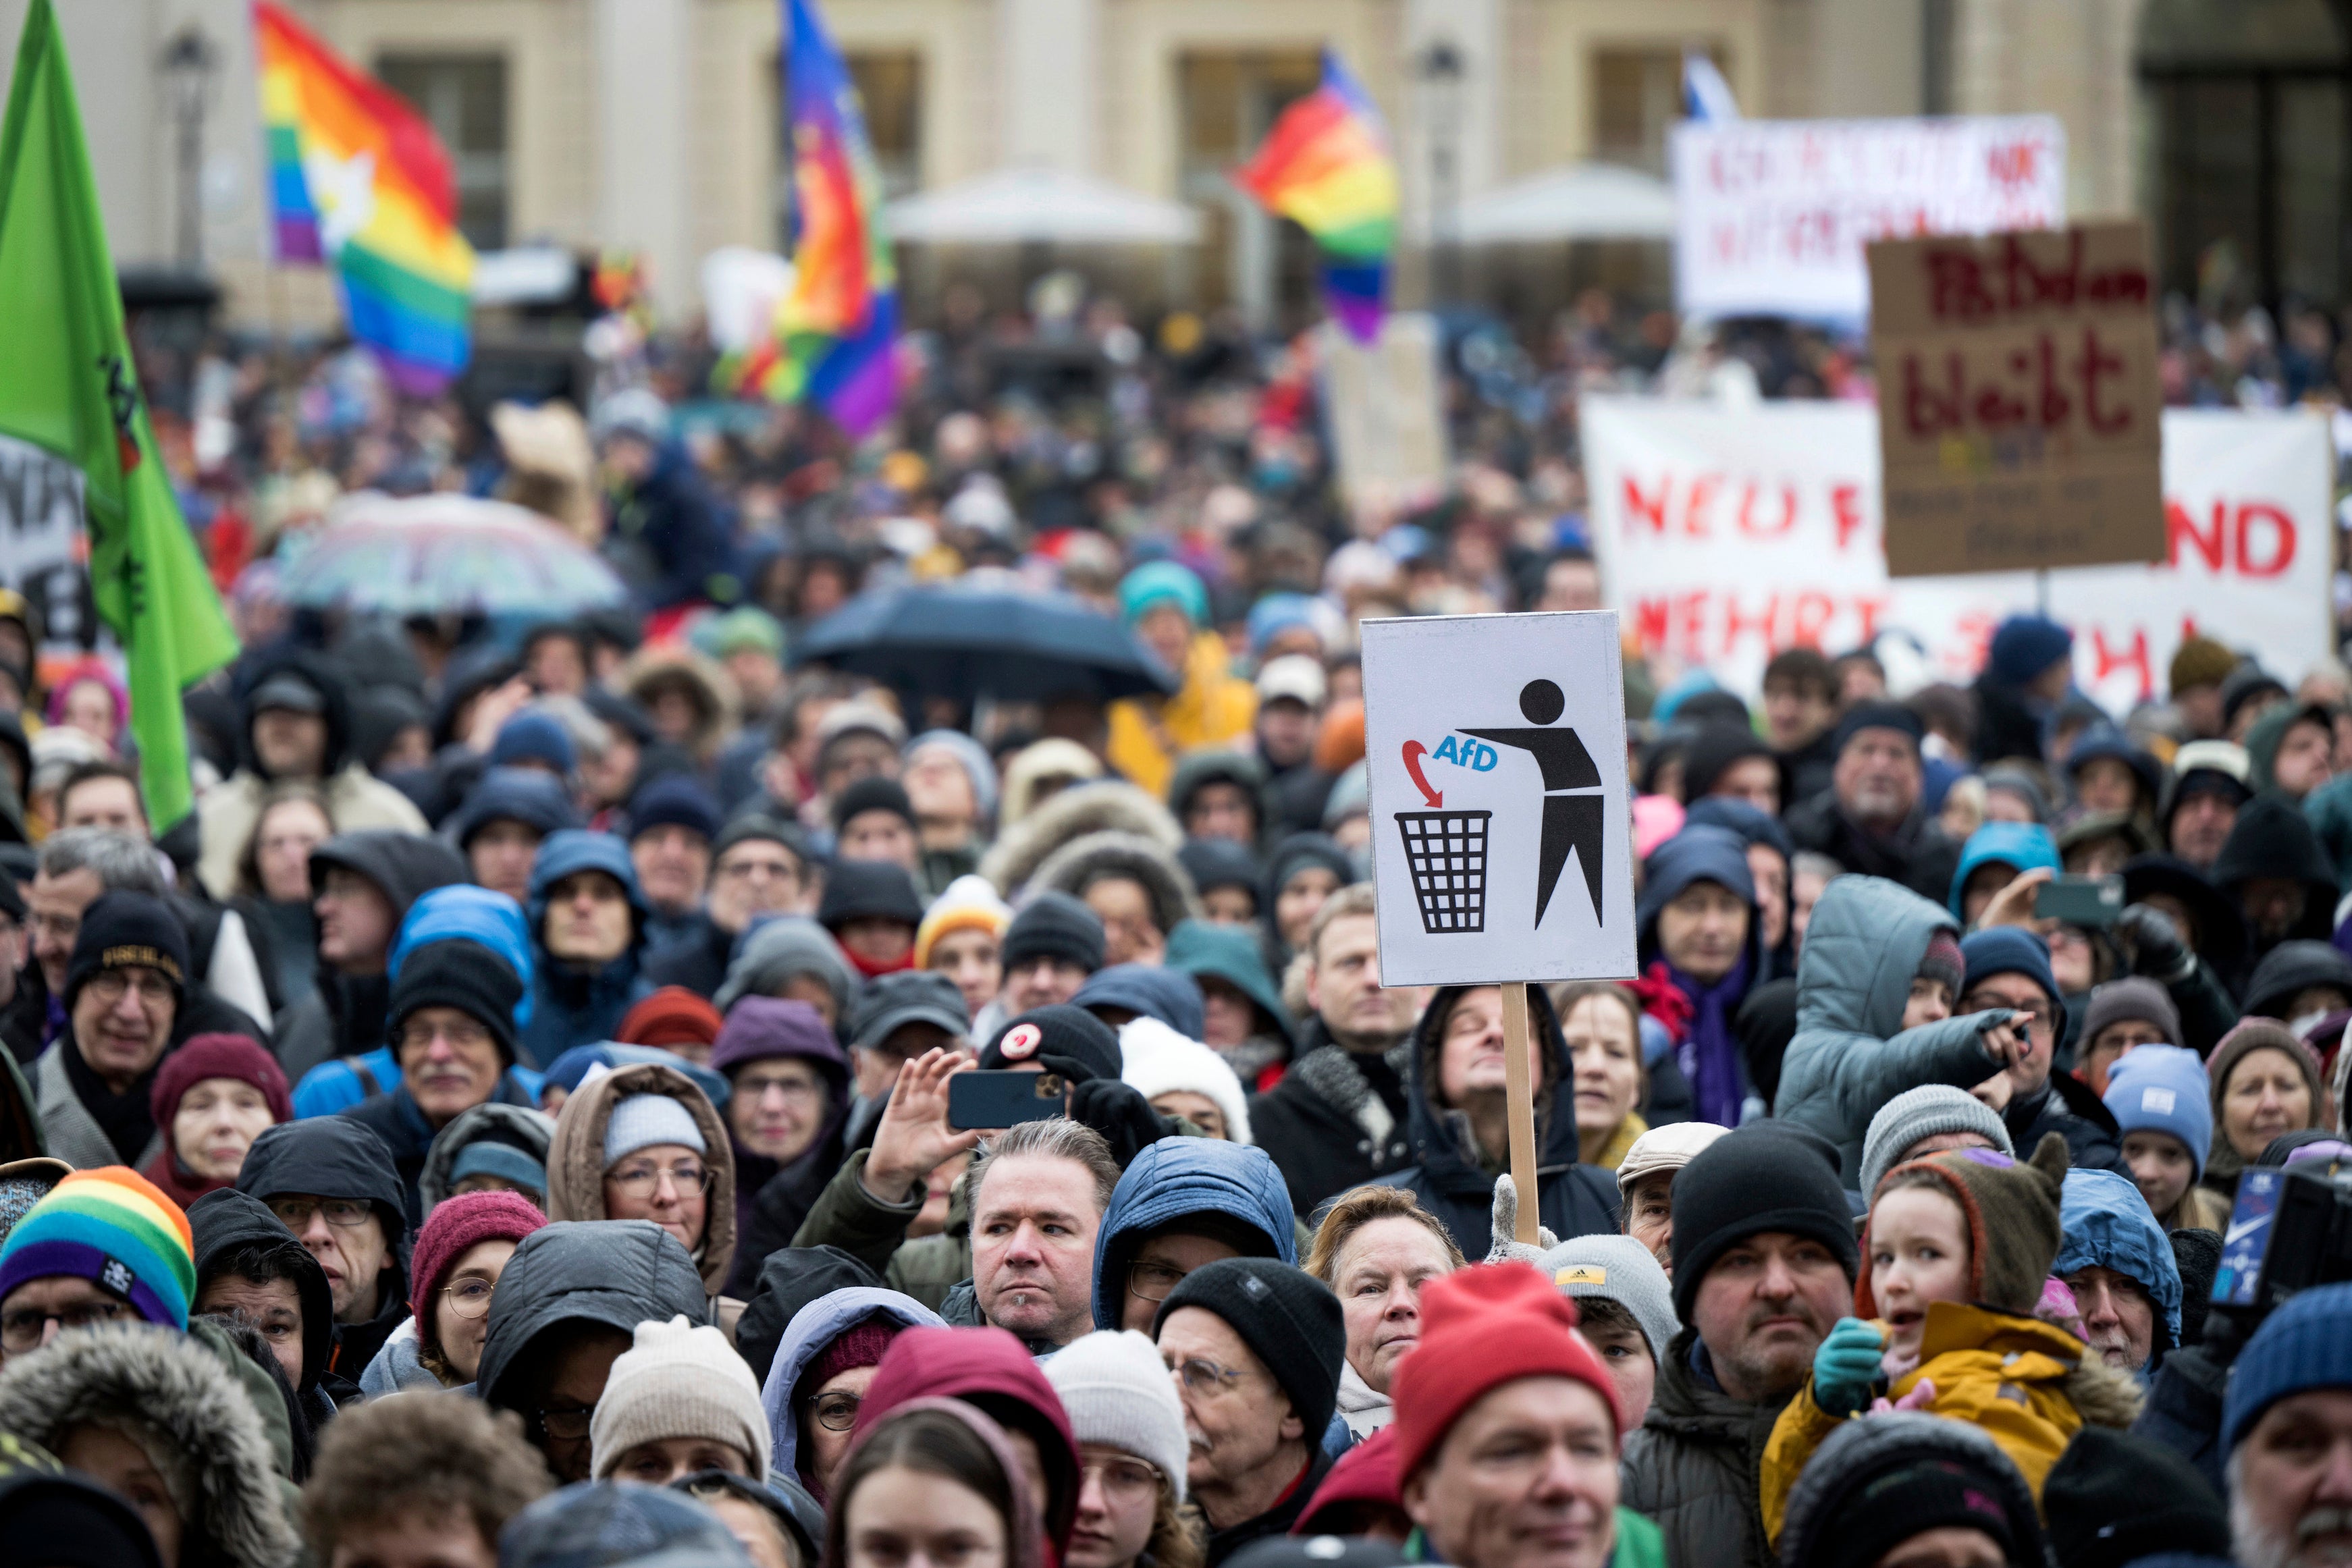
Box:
[0,1167,194,1331]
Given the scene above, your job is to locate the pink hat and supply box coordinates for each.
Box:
[1633,794,1687,860]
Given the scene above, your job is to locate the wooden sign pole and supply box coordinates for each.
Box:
[1499,979,1540,1243]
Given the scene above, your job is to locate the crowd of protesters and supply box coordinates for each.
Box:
[1,277,2351,1568]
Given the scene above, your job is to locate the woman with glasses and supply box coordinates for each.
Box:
[758,1283,943,1503]
[361,1189,546,1393]
[1044,1330,1205,1568]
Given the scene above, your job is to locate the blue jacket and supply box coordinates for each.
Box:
[1091,1138,1296,1330]
[519,830,656,1069]
[2055,1167,2184,1358]
[609,445,739,610]
[1947,822,2060,920]
[757,1287,944,1480]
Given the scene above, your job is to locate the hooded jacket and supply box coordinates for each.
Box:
[520,831,656,1069]
[1777,876,2014,1186]
[2054,1166,2187,1355]
[1380,984,1620,1255]
[1089,1138,1295,1330]
[1620,1325,1792,1568]
[980,782,1184,900]
[1947,821,2062,919]
[1636,826,1764,1127]
[717,1000,853,1299]
[0,1321,302,1567]
[417,1100,557,1214]
[2212,794,2339,976]
[1031,830,1204,941]
[236,1116,415,1378]
[342,1068,539,1231]
[1246,1014,1415,1218]
[476,1219,713,1414]
[756,1285,945,1486]
[187,1187,340,1424]
[546,1058,738,1298]
[447,765,583,856]
[275,831,472,1083]
[735,1246,884,1386]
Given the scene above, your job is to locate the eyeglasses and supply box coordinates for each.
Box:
[1167,1356,1246,1401]
[606,1161,710,1200]
[739,1073,824,1104]
[397,1019,492,1054]
[809,1390,862,1432]
[539,1404,594,1441]
[266,1197,375,1231]
[1081,1452,1163,1503]
[716,856,798,884]
[82,970,173,1008]
[1,1298,129,1351]
[1962,994,2057,1035]
[1127,1259,1187,1303]
[441,1277,497,1319]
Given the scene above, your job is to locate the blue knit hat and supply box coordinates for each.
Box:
[491,710,577,774]
[1987,615,2075,686]
[1119,561,1209,628]
[1960,927,2067,1038]
[2225,1281,2352,1451]
[2102,1045,2214,1183]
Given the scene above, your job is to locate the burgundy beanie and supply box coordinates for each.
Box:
[1915,931,1965,996]
[149,1033,290,1131]
[1391,1264,1624,1482]
[809,1318,901,1389]
[408,1189,547,1330]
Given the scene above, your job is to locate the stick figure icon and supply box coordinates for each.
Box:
[1461,678,1606,928]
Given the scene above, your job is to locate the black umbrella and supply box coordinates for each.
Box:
[791,585,1178,702]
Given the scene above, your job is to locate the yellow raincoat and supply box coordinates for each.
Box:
[1106,632,1256,799]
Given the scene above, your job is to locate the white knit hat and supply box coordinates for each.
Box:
[590,1314,772,1480]
[1119,1017,1252,1144]
[1042,1330,1189,1501]
[1614,1120,1731,1199]
[604,1093,708,1168]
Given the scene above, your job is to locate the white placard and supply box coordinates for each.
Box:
[1582,400,2334,708]
[1362,611,1637,987]
[1672,115,2067,319]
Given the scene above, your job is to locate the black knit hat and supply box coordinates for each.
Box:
[1155,1256,1345,1438]
[1000,891,1105,974]
[712,814,813,868]
[2041,1427,2229,1568]
[831,776,919,837]
[390,940,523,1064]
[1669,1121,1860,1322]
[816,860,925,930]
[64,892,189,1011]
[979,1004,1121,1083]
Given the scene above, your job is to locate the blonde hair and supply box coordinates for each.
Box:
[1304,1185,1465,1284]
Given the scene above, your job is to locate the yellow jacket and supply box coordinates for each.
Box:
[1106,632,1256,800]
[1760,1302,2142,1547]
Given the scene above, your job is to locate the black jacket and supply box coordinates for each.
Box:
[234,1116,414,1380]
[2004,1072,2128,1178]
[1379,985,1620,1258]
[1204,1448,1332,1567]
[2133,1343,2228,1498]
[731,1119,851,1301]
[477,1220,712,1415]
[1785,788,1951,900]
[732,1245,884,1388]
[1248,1016,1413,1221]
[2211,794,2338,988]
[644,912,735,997]
[342,1074,539,1229]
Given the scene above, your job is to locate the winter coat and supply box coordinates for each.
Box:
[1619,1326,1791,1568]
[1375,984,1620,1258]
[476,1218,714,1415]
[1759,1302,2145,1548]
[343,1073,541,1230]
[605,443,739,612]
[718,1006,853,1300]
[734,1245,885,1387]
[757,1285,944,1488]
[238,1114,419,1379]
[645,910,739,997]
[519,831,658,1069]
[2133,1343,2230,1496]
[417,1100,557,1214]
[2004,1073,2129,1178]
[33,1042,163,1170]
[1206,1447,1331,1566]
[0,1322,302,1567]
[1106,632,1258,803]
[791,1147,972,1311]
[1637,826,1765,1126]
[545,1058,739,1299]
[980,782,1185,901]
[1785,785,1951,898]
[1090,1138,1295,1330]
[1777,875,2014,1187]
[1030,830,1203,940]
[446,766,583,856]
[0,1046,41,1160]
[1247,1018,1414,1218]
[274,830,471,1081]
[2055,1166,2187,1355]
[2211,794,2338,980]
[187,1187,343,1432]
[1336,1361,1390,1438]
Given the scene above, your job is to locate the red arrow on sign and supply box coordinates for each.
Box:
[1401,740,1443,808]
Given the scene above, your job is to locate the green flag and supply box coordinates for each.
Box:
[0,0,237,831]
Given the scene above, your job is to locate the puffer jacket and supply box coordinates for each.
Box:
[520,830,657,1069]
[1377,984,1619,1257]
[757,1285,944,1489]
[1619,1326,1790,1568]
[546,1058,738,1299]
[417,1100,556,1214]
[477,1218,712,1415]
[1090,1138,1295,1330]
[1777,875,2014,1187]
[0,1322,302,1567]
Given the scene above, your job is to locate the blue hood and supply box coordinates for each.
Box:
[1090,1137,1295,1330]
[1948,823,2061,919]
[2054,1167,2183,1353]
[528,828,654,942]
[758,1287,944,1480]
[1636,825,1759,971]
[392,884,537,1032]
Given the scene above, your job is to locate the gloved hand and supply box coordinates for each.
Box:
[1068,1079,1169,1167]
[1487,1174,1559,1265]
[1811,1318,1888,1415]
[2116,902,2195,983]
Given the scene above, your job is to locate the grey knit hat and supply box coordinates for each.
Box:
[1042,1330,1190,1501]
[713,916,856,1015]
[1859,1085,2015,1199]
[1534,1233,1678,1364]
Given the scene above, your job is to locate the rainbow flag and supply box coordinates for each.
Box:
[1235,49,1399,344]
[255,2,475,394]
[735,0,898,437]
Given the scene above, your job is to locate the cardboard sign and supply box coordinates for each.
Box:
[1580,399,2332,705]
[1869,221,2166,576]
[1318,313,1447,513]
[1361,611,1636,987]
[1672,115,2066,320]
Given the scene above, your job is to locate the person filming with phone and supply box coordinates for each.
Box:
[1958,927,2129,1176]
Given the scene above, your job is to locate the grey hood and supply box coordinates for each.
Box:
[419,1100,557,1214]
[757,1285,944,1480]
[476,1219,712,1415]
[1793,873,1952,1040]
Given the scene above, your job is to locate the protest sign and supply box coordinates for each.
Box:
[0,433,92,649]
[1672,115,2066,319]
[1318,312,1447,512]
[1582,400,2332,711]
[1869,221,2165,576]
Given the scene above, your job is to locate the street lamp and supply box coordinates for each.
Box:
[1415,38,1464,305]
[161,24,219,270]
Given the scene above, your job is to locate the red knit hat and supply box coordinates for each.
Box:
[618,987,726,1050]
[1296,1424,1401,1534]
[408,1190,547,1336]
[1390,1264,1624,1482]
[149,1033,290,1131]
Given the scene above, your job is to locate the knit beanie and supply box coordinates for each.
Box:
[1119,561,1209,628]
[1830,701,1923,759]
[2224,1280,2352,1451]
[2207,1019,2325,1128]
[627,773,722,843]
[1296,1426,1401,1537]
[2041,1426,2230,1568]
[591,1314,772,1480]
[492,711,576,774]
[1988,614,2074,686]
[809,1318,901,1390]
[816,860,925,931]
[63,892,188,1012]
[1859,1085,2015,1201]
[617,987,725,1052]
[1119,1017,1252,1145]
[981,1005,1123,1084]
[915,874,1013,969]
[1913,931,1965,996]
[1669,1123,1860,1323]
[1155,1258,1343,1440]
[1534,1234,1678,1363]
[1042,1330,1190,1501]
[147,1033,290,1133]
[907,730,1001,828]
[1613,1120,1731,1199]
[2103,1046,2214,1183]
[602,1093,708,1168]
[389,939,523,1064]
[407,1189,547,1334]
[832,776,919,838]
[1001,891,1106,975]
[2080,977,2183,1051]
[1960,926,2067,1038]
[713,917,855,1017]
[1391,1264,1623,1482]
[1859,1134,2069,1318]
[0,1167,194,1331]
[712,996,846,1078]
[0,1161,65,1245]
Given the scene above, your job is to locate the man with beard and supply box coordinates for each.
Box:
[2222,1282,2352,1568]
[1786,703,1952,898]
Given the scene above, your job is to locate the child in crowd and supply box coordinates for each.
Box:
[2102,1044,2234,1232]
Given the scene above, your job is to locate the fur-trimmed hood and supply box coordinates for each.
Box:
[546,1058,737,1295]
[621,645,741,761]
[418,1100,556,1215]
[981,782,1181,898]
[1029,831,1202,938]
[0,1322,301,1567]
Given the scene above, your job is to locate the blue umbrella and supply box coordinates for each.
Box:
[791,585,1177,702]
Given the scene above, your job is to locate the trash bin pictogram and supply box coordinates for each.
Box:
[1395,809,1492,934]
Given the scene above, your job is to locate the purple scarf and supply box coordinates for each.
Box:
[1672,951,1752,1128]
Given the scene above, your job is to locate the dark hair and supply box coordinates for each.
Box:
[198,1313,317,1480]
[825,1406,1018,1568]
[1571,1295,1647,1355]
[57,759,145,824]
[1762,647,1835,701]
[205,1237,315,1293]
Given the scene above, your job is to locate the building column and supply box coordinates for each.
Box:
[594,0,693,319]
[1000,0,1096,173]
